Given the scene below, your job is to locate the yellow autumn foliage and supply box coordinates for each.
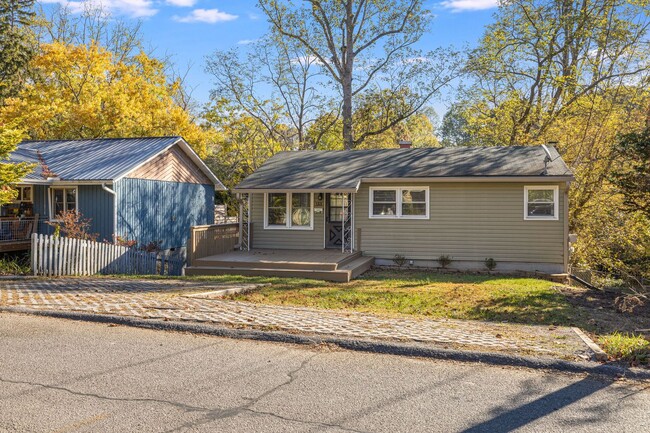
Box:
[0,42,214,158]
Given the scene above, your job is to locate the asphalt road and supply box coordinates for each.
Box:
[0,313,648,433]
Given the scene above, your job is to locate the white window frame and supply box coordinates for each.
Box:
[369,187,430,219]
[12,185,33,203]
[49,186,78,221]
[264,192,314,230]
[524,185,559,221]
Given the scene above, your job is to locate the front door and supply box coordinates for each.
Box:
[326,193,348,249]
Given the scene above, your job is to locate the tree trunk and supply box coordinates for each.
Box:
[342,0,355,150]
[342,72,353,149]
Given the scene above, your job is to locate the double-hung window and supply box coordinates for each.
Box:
[369,187,429,219]
[50,187,77,219]
[265,192,313,229]
[524,186,558,220]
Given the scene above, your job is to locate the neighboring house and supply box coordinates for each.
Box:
[231,144,574,274]
[1,137,224,251]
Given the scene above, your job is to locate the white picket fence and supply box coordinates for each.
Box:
[31,233,185,276]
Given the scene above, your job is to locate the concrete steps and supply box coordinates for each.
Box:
[193,251,362,272]
[185,255,374,283]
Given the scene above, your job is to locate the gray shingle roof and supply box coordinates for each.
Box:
[234,145,573,191]
[6,137,223,188]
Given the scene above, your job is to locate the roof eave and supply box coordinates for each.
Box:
[360,175,575,183]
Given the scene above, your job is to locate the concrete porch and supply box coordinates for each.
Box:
[185,248,374,282]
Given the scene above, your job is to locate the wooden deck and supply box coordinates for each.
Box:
[185,249,374,282]
[0,240,31,253]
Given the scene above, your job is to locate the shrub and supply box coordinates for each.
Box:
[393,254,407,268]
[599,333,650,365]
[484,257,497,271]
[47,210,97,241]
[437,254,453,269]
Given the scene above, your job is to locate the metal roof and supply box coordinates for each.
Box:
[6,136,224,188]
[234,145,574,192]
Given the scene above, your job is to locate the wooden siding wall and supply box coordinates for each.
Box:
[116,178,214,250]
[250,193,325,249]
[31,184,114,241]
[127,144,212,185]
[354,182,566,266]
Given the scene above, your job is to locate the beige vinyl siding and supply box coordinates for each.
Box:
[250,193,325,249]
[356,182,566,265]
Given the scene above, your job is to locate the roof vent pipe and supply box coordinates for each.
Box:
[398,140,412,149]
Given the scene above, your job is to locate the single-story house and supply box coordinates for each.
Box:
[219,144,573,277]
[1,136,224,251]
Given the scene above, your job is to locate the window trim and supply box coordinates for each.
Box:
[524,185,559,221]
[13,185,33,203]
[264,192,314,230]
[49,186,78,221]
[369,187,430,219]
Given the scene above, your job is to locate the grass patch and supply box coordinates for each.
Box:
[223,269,592,328]
[0,253,30,276]
[598,333,650,365]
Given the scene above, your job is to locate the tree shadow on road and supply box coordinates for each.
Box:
[460,375,612,433]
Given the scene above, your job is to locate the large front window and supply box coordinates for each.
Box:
[265,192,313,229]
[524,186,558,220]
[50,187,77,219]
[370,187,429,219]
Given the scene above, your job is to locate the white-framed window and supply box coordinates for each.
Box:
[13,186,32,203]
[50,187,77,220]
[264,192,314,230]
[369,187,429,219]
[524,185,559,220]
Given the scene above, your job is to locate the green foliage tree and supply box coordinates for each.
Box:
[0,0,36,101]
[258,0,460,149]
[440,103,473,147]
[0,126,33,204]
[452,0,650,280]
[610,127,650,217]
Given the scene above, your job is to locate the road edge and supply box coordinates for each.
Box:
[3,306,649,381]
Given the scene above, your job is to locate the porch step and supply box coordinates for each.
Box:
[193,251,362,272]
[185,256,374,283]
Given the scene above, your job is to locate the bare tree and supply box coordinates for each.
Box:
[37,3,144,62]
[258,0,460,149]
[206,35,339,150]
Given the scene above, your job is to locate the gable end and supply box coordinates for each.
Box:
[126,144,212,185]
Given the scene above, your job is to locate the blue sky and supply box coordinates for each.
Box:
[39,0,499,115]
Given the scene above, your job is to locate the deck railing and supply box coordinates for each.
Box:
[0,216,40,242]
[188,223,240,265]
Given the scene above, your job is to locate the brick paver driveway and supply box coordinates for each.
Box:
[0,278,592,360]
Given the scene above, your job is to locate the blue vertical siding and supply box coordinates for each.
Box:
[31,184,114,239]
[115,178,214,249]
[32,185,49,218]
[77,185,115,242]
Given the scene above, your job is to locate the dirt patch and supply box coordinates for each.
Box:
[555,285,650,337]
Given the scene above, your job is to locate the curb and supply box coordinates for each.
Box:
[572,327,608,362]
[2,306,649,381]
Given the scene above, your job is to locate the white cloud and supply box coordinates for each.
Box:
[41,0,158,18]
[290,55,325,66]
[237,39,260,45]
[440,0,498,12]
[248,13,260,20]
[173,8,238,23]
[165,0,196,6]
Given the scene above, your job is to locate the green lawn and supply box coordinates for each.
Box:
[217,269,594,329]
